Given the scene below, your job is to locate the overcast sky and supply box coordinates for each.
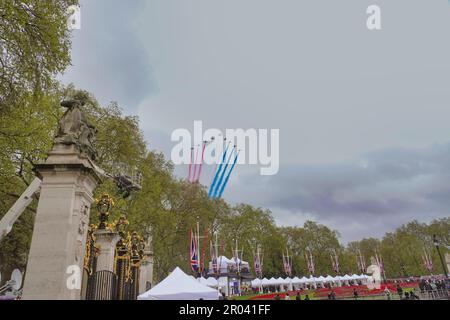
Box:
[61,0,450,243]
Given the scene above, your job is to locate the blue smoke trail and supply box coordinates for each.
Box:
[217,151,239,198]
[208,143,230,198]
[212,146,236,198]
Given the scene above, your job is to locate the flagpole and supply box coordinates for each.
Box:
[197,220,200,278]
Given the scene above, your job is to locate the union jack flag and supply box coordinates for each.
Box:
[422,248,433,273]
[283,255,292,276]
[189,229,199,272]
[254,246,263,277]
[210,241,219,274]
[375,252,384,274]
[306,249,315,275]
[357,250,366,273]
[254,255,262,275]
[330,250,340,274]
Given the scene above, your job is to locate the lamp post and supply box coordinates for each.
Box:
[433,234,448,278]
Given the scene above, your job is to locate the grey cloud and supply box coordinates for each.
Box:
[225,143,450,241]
[61,0,158,109]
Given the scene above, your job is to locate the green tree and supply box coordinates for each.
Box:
[0,0,77,112]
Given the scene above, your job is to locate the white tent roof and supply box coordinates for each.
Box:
[206,277,218,287]
[292,277,301,284]
[351,274,360,279]
[316,276,326,282]
[138,267,218,300]
[198,277,218,288]
[300,276,309,283]
[251,278,262,287]
[230,257,249,265]
[342,274,352,280]
[261,278,271,286]
[325,275,335,281]
[276,277,286,284]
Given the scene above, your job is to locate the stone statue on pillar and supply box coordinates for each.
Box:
[22,99,102,300]
[55,100,97,161]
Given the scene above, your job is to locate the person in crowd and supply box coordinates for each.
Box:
[384,287,391,300]
[285,293,290,300]
[396,284,403,299]
[353,288,359,300]
[419,280,426,294]
[274,294,281,300]
[403,292,410,300]
[296,291,302,300]
[304,294,310,300]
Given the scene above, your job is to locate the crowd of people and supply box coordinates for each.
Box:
[417,278,449,299]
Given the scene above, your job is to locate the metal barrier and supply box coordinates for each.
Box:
[317,289,450,300]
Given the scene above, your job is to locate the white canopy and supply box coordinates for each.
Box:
[206,277,218,287]
[138,267,218,300]
[261,278,271,286]
[208,256,251,274]
[342,274,352,280]
[198,277,218,288]
[325,275,335,282]
[251,278,262,288]
[276,277,286,284]
[230,257,249,265]
[300,276,309,283]
[315,276,326,282]
[292,277,301,284]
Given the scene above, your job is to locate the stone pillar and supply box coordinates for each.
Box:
[446,253,450,275]
[138,250,154,294]
[22,144,101,300]
[93,230,120,272]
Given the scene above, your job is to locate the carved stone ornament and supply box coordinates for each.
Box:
[55,100,98,160]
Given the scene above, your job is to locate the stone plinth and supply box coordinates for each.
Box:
[93,229,120,272]
[22,144,101,300]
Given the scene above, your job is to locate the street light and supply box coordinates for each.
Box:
[433,234,448,278]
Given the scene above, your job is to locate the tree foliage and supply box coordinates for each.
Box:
[0,0,77,112]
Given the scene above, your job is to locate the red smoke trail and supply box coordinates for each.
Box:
[192,145,200,183]
[195,141,207,183]
[188,146,194,182]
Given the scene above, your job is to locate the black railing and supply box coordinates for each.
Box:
[86,270,118,300]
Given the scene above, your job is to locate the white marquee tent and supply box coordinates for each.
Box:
[251,278,262,288]
[276,277,286,284]
[198,276,219,288]
[325,275,335,282]
[138,267,219,300]
[292,277,301,284]
[261,278,271,287]
[315,276,326,282]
